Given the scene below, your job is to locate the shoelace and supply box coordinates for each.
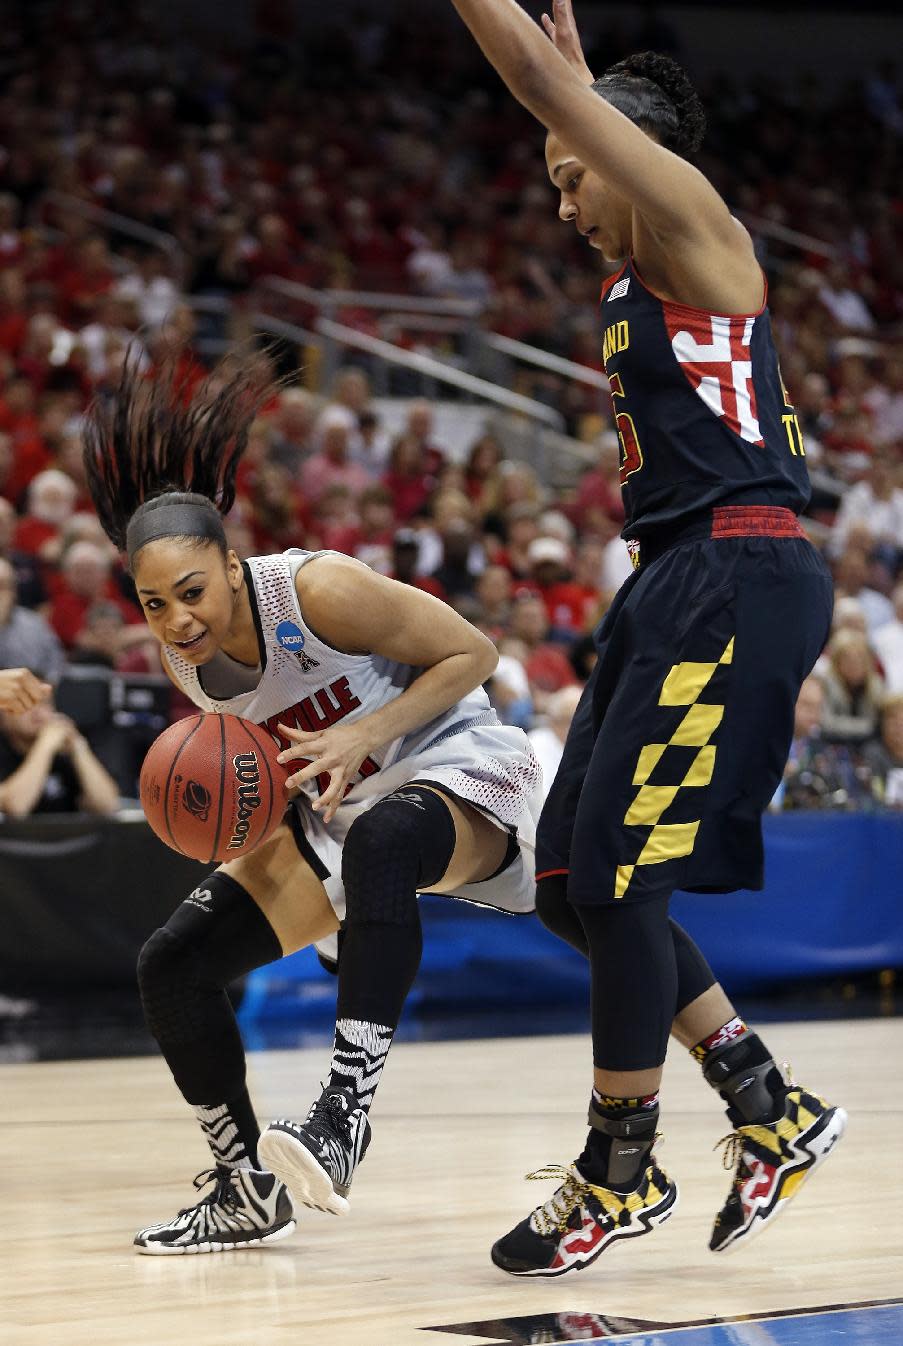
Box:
[305,1089,354,1147]
[714,1131,746,1180]
[714,1065,795,1186]
[178,1166,240,1217]
[524,1164,591,1238]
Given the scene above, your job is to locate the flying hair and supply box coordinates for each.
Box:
[592,52,706,158]
[83,351,277,560]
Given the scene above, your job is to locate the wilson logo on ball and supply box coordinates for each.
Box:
[226,751,262,851]
[183,780,212,822]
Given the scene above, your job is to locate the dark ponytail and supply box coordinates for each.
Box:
[83,353,274,562]
[592,52,706,158]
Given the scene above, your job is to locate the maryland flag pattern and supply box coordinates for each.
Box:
[614,637,734,899]
[491,1159,678,1278]
[710,1086,847,1253]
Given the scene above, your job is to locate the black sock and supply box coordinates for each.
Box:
[576,1092,659,1192]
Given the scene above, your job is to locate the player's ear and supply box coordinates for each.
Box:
[225,548,243,591]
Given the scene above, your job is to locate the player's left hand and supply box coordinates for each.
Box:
[276,721,374,823]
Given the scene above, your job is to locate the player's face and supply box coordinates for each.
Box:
[133,538,244,664]
[545,133,632,262]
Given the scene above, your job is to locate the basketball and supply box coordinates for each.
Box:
[140,713,289,863]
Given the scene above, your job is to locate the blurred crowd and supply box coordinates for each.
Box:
[0,3,901,813]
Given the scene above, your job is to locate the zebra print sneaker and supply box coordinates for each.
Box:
[258,1086,372,1216]
[134,1165,296,1255]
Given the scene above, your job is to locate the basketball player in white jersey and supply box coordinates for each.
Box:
[84,358,542,1253]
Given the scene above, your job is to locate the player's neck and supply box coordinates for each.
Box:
[219,579,261,668]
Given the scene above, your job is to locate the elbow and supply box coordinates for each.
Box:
[474,632,499,683]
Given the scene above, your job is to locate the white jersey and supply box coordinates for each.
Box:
[163,550,541,933]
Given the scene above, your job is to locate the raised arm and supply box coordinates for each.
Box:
[541,0,594,84]
[449,0,737,248]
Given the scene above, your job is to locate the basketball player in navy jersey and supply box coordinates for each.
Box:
[445,0,846,1275]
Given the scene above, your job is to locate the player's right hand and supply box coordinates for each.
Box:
[541,0,595,83]
[0,668,52,714]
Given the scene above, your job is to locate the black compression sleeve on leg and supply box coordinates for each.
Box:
[137,872,282,1106]
[536,873,589,955]
[672,919,717,1012]
[336,786,457,1028]
[576,896,677,1073]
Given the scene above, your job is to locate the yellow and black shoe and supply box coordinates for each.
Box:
[710,1085,847,1253]
[491,1159,678,1277]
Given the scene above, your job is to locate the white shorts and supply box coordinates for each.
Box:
[290,715,542,963]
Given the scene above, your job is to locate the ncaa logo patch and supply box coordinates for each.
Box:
[276,620,306,652]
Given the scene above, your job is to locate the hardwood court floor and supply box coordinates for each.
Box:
[6,1019,902,1346]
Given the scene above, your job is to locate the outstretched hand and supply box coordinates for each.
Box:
[277,720,375,824]
[541,0,594,84]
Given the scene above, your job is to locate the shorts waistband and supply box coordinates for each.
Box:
[626,506,805,569]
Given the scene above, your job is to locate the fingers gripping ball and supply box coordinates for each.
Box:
[140,713,289,863]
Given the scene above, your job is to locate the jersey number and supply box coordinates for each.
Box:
[609,372,644,485]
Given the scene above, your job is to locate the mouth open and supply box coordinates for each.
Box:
[173,631,207,652]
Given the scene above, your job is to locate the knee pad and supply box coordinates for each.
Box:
[137,872,282,1046]
[341,786,457,926]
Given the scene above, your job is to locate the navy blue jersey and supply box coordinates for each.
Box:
[600,258,811,538]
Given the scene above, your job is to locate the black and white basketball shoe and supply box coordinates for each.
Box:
[134,1165,296,1255]
[258,1085,372,1216]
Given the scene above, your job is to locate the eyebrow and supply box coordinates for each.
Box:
[551,159,579,184]
[138,570,204,596]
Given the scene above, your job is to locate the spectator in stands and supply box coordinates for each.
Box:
[49,540,142,649]
[817,260,876,334]
[873,583,903,694]
[382,433,438,523]
[0,683,119,816]
[0,557,65,684]
[570,431,625,536]
[488,636,534,730]
[464,433,504,510]
[429,516,481,603]
[491,501,541,579]
[780,673,875,811]
[391,400,446,478]
[269,388,318,473]
[69,601,156,674]
[510,591,577,706]
[829,448,903,566]
[0,496,46,608]
[388,528,444,598]
[474,564,513,640]
[326,485,396,573]
[821,629,885,746]
[833,544,894,634]
[862,695,903,807]
[113,250,181,332]
[13,468,77,560]
[529,683,584,803]
[299,407,372,504]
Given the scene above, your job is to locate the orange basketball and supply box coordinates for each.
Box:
[140,713,289,863]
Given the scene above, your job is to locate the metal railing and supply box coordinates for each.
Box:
[34,191,184,270]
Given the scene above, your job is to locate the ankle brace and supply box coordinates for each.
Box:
[702,1033,784,1124]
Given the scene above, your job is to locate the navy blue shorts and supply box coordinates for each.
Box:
[537,508,833,907]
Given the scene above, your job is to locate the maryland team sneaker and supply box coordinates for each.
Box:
[491,1159,678,1277]
[134,1165,296,1255]
[257,1085,372,1216]
[710,1085,847,1253]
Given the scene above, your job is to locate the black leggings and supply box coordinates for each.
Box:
[536,874,716,1072]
